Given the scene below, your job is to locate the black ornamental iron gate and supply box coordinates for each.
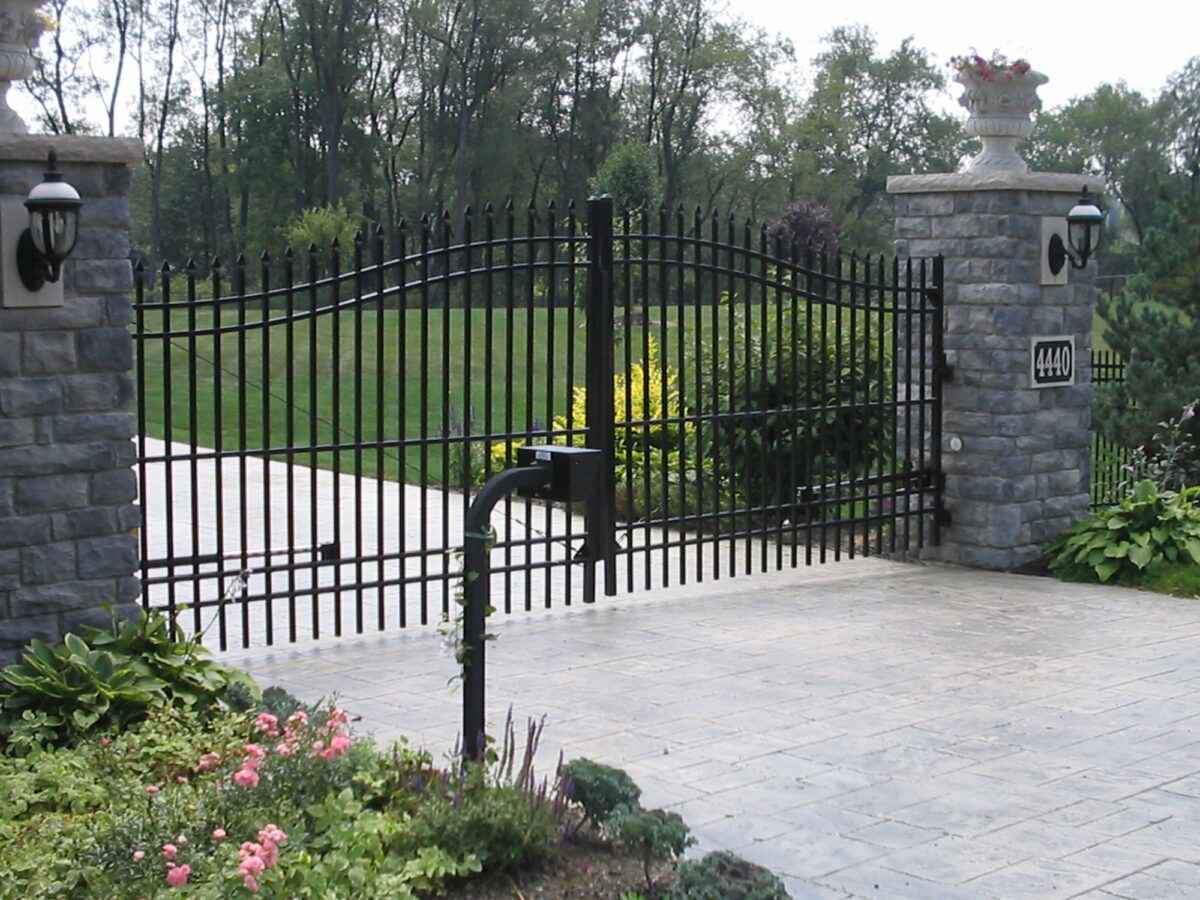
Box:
[134,197,944,649]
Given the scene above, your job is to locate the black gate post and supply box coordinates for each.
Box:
[929,254,947,546]
[584,196,617,598]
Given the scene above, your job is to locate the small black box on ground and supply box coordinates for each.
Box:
[515,445,602,502]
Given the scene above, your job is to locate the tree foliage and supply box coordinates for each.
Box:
[23,0,984,262]
[1090,58,1200,447]
[590,142,662,215]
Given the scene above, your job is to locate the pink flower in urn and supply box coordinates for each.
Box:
[949,49,1032,83]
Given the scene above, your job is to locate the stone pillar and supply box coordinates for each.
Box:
[888,171,1103,570]
[0,134,143,665]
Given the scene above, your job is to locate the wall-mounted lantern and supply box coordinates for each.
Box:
[1047,187,1103,275]
[17,150,82,291]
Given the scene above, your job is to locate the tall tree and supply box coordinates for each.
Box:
[791,26,963,252]
[410,0,541,217]
[1026,83,1170,246]
[627,0,779,213]
[134,0,187,272]
[1094,58,1200,447]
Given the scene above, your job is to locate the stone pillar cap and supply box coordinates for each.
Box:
[0,134,143,165]
[887,171,1106,195]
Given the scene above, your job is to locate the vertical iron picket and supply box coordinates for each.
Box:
[395,222,409,628]
[258,253,274,643]
[283,249,297,642]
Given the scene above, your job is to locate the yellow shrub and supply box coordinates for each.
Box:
[482,335,691,481]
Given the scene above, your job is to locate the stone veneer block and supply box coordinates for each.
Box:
[0,135,143,665]
[887,170,1104,571]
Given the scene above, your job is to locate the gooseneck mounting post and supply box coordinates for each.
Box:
[460,464,551,762]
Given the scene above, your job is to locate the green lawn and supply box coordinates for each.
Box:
[135,301,895,486]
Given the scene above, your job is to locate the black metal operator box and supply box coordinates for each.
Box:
[515,445,602,503]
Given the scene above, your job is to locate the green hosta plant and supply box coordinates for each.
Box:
[77,606,258,711]
[0,607,258,752]
[0,631,168,746]
[1049,480,1200,584]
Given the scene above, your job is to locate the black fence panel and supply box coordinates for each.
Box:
[134,199,944,648]
[1090,349,1142,507]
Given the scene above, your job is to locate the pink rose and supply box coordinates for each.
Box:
[162,844,178,861]
[165,863,191,887]
[212,828,226,840]
[233,767,260,788]
[239,855,266,877]
[196,751,221,771]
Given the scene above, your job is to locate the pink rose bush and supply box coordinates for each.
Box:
[237,824,288,892]
[118,702,359,893]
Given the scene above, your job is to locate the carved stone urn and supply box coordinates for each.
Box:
[0,0,48,134]
[956,69,1049,173]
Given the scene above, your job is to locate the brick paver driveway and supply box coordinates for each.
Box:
[223,558,1200,898]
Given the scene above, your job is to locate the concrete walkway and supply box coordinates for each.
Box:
[220,557,1200,899]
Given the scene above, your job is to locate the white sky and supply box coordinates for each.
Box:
[730,0,1197,111]
[9,1,1195,132]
